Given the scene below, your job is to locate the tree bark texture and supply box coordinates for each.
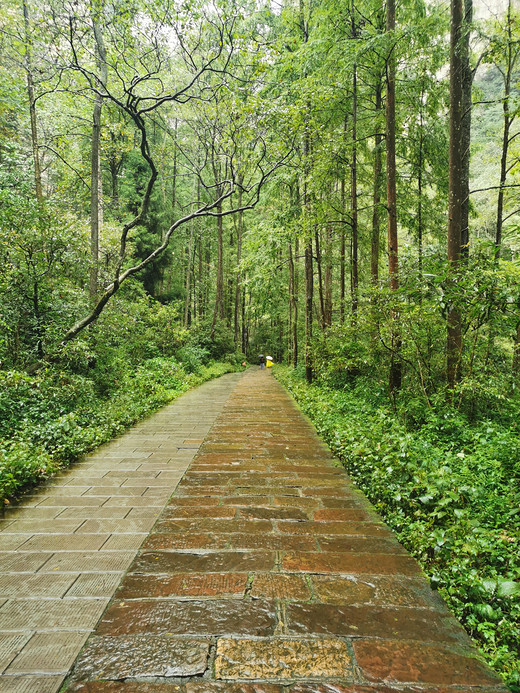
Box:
[386,0,402,395]
[23,0,43,204]
[447,0,465,390]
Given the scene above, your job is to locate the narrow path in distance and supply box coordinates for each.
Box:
[0,372,243,693]
[64,369,506,692]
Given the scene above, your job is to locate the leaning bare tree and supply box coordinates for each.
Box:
[46,0,289,343]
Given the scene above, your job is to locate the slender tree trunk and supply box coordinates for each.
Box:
[315,229,325,330]
[289,241,298,367]
[496,0,514,259]
[513,299,520,377]
[324,225,332,328]
[340,177,346,324]
[418,89,424,278]
[447,0,465,390]
[351,65,359,315]
[22,0,43,204]
[371,81,382,286]
[305,238,313,383]
[234,188,243,349]
[90,0,107,303]
[172,119,178,214]
[386,0,401,395]
[211,198,224,335]
[460,0,473,258]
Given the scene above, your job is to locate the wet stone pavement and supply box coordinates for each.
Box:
[0,370,508,693]
[59,369,506,692]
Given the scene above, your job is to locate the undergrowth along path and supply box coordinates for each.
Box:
[61,369,506,692]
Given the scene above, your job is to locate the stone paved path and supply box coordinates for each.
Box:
[1,370,508,692]
[0,373,243,693]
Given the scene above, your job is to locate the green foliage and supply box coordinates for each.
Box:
[275,366,520,691]
[0,358,237,507]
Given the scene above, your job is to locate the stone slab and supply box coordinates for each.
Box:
[0,675,65,692]
[72,635,210,680]
[215,638,353,680]
[6,632,88,673]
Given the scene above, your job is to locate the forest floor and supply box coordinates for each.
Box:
[0,369,508,692]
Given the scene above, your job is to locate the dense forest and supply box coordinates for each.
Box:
[0,0,519,687]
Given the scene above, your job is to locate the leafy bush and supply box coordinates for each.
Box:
[0,358,238,507]
[275,366,520,691]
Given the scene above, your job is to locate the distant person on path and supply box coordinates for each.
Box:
[259,354,266,369]
[266,356,273,369]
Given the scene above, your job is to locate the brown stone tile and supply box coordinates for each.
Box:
[130,550,275,574]
[316,536,407,554]
[96,598,277,636]
[153,519,273,534]
[229,534,316,551]
[251,574,311,601]
[215,637,353,680]
[313,508,374,522]
[353,639,505,687]
[239,507,308,521]
[72,635,210,680]
[282,551,421,576]
[142,533,228,551]
[117,572,248,599]
[277,522,392,537]
[286,603,466,643]
[163,507,237,519]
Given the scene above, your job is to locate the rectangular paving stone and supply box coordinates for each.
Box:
[286,603,466,643]
[96,599,277,636]
[58,508,130,520]
[277,521,392,537]
[0,535,33,551]
[215,638,353,680]
[229,534,317,551]
[101,535,146,550]
[0,598,107,630]
[0,573,77,598]
[0,634,31,672]
[251,574,311,601]
[141,533,228,551]
[0,675,65,692]
[153,519,273,534]
[76,518,156,534]
[40,551,135,573]
[310,575,449,609]
[282,552,421,576]
[316,536,407,554]
[117,572,248,599]
[72,635,210,680]
[353,639,506,688]
[131,551,275,575]
[6,632,88,674]
[65,573,124,598]
[38,497,109,507]
[0,553,52,573]
[19,534,110,552]
[3,520,84,534]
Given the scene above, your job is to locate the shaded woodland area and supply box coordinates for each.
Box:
[0,0,519,687]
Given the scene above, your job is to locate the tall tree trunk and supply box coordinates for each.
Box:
[288,241,298,367]
[324,225,332,328]
[447,0,465,390]
[460,0,473,258]
[211,198,224,336]
[22,0,43,204]
[371,80,382,286]
[234,188,243,349]
[417,86,424,278]
[495,0,514,259]
[351,64,359,315]
[386,0,402,395]
[305,238,313,384]
[90,0,107,303]
[315,229,325,330]
[340,176,346,324]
